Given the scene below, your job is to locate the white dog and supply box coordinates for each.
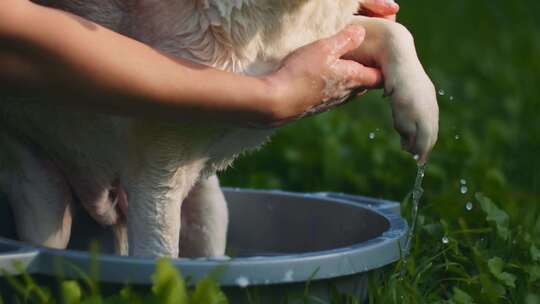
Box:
[0,0,438,258]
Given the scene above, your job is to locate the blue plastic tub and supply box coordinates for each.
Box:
[0,188,407,303]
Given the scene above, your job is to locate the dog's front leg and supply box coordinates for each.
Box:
[124,174,185,258]
[346,16,439,162]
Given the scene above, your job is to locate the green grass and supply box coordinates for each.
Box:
[2,0,540,302]
[1,259,229,304]
[221,0,540,302]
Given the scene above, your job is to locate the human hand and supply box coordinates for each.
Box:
[260,25,383,128]
[357,0,400,21]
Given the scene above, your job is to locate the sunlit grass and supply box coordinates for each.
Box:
[1,0,539,302]
[221,0,540,302]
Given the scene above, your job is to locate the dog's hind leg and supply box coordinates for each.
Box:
[179,174,228,258]
[111,181,128,255]
[0,134,73,249]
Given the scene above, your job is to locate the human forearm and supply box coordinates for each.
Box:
[0,1,386,128]
[0,1,275,125]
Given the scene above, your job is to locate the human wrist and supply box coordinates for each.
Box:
[251,73,290,128]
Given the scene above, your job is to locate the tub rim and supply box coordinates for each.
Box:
[0,188,408,286]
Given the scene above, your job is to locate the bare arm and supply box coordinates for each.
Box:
[0,0,382,128]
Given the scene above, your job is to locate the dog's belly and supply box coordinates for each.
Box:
[0,98,267,201]
[0,100,128,201]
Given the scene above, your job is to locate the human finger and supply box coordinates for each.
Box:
[331,60,384,90]
[359,0,400,18]
[358,9,397,21]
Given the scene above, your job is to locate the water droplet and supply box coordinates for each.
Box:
[369,132,376,140]
[194,257,208,261]
[466,202,473,211]
[235,276,249,288]
[442,236,449,244]
[438,89,445,96]
[455,134,460,140]
[449,96,454,101]
[460,179,467,185]
[413,154,420,161]
[460,186,468,194]
[211,255,231,261]
[283,270,294,282]
[376,128,381,132]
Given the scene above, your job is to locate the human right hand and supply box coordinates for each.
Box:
[357,0,400,21]
[260,25,382,128]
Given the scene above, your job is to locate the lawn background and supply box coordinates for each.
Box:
[2,0,540,303]
[220,0,540,302]
[223,0,540,218]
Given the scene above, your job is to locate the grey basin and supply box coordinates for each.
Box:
[0,188,407,303]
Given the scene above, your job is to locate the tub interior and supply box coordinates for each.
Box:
[0,190,390,257]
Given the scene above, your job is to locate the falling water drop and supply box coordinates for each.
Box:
[400,164,426,278]
[455,134,460,140]
[466,202,473,211]
[460,186,468,194]
[449,96,454,101]
[369,132,376,140]
[442,236,449,244]
[460,179,467,185]
[438,89,446,96]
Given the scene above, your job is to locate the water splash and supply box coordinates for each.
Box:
[406,164,426,248]
[400,164,426,277]
[211,255,231,261]
[235,276,250,288]
[283,270,294,282]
